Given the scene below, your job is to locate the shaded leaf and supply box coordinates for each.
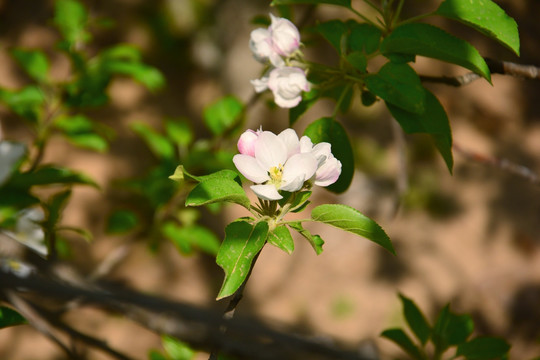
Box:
[381,328,425,360]
[203,96,244,136]
[456,336,511,360]
[432,304,474,351]
[9,166,97,188]
[316,20,348,54]
[311,204,394,255]
[216,220,269,299]
[348,22,382,54]
[106,210,139,234]
[435,0,519,55]
[381,23,491,82]
[399,293,431,345]
[272,0,351,7]
[163,222,220,256]
[131,122,175,160]
[0,307,27,329]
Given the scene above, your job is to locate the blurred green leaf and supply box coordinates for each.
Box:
[101,44,142,62]
[165,119,193,147]
[288,221,324,255]
[435,0,519,55]
[381,328,426,360]
[162,336,195,360]
[216,220,268,299]
[267,225,294,254]
[103,61,165,91]
[272,0,351,6]
[163,222,220,256]
[12,49,49,82]
[54,115,109,152]
[346,51,367,73]
[365,62,425,114]
[203,96,244,136]
[399,293,431,345]
[0,86,44,122]
[316,20,348,54]
[348,22,381,54]
[311,204,395,255]
[131,122,175,160]
[148,350,167,360]
[45,189,72,232]
[54,0,89,46]
[289,88,319,126]
[381,23,491,82]
[185,177,250,209]
[8,166,97,188]
[0,307,27,329]
[303,117,354,193]
[433,305,474,352]
[106,210,139,234]
[386,88,453,172]
[456,336,511,360]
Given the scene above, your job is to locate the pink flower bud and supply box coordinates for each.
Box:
[269,14,300,57]
[237,129,260,157]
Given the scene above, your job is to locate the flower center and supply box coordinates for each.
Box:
[269,164,284,186]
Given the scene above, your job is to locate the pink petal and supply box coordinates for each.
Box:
[233,154,269,184]
[254,131,287,170]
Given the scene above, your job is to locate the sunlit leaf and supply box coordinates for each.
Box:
[12,49,49,82]
[54,0,89,46]
[0,86,44,122]
[131,122,175,160]
[186,177,250,209]
[288,221,324,255]
[267,225,294,254]
[203,96,244,136]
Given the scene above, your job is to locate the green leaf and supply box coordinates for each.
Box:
[54,0,89,45]
[54,115,109,152]
[365,62,425,114]
[348,22,382,54]
[456,336,511,360]
[131,122,175,160]
[106,210,138,234]
[8,166,97,188]
[303,117,354,193]
[0,307,27,329]
[12,49,49,82]
[346,51,367,73]
[271,0,351,7]
[101,44,142,62]
[288,221,324,255]
[162,336,196,360]
[165,119,193,147]
[289,89,319,126]
[162,222,220,256]
[435,0,519,55]
[380,23,491,82]
[316,20,348,54]
[216,221,269,299]
[311,204,395,255]
[432,305,474,352]
[0,86,44,122]
[185,177,250,209]
[381,328,425,360]
[203,96,244,136]
[399,294,431,345]
[103,61,165,91]
[169,166,241,185]
[279,190,312,213]
[386,88,453,172]
[45,189,71,230]
[267,225,295,254]
[148,350,167,360]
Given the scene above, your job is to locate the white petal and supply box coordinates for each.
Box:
[254,131,287,170]
[233,154,269,183]
[315,155,342,187]
[249,28,273,62]
[250,77,269,93]
[311,142,331,166]
[0,141,26,186]
[269,14,300,56]
[277,128,300,158]
[281,153,317,191]
[299,136,313,153]
[251,184,282,200]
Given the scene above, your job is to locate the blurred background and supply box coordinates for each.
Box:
[0,0,539,359]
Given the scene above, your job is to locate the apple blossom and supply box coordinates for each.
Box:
[3,207,47,257]
[251,67,310,108]
[299,136,342,186]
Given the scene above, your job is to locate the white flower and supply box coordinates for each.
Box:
[0,141,26,186]
[4,207,47,257]
[300,136,342,186]
[266,67,310,108]
[249,14,300,67]
[233,130,317,200]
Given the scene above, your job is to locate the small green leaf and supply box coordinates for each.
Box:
[101,44,142,62]
[435,0,519,55]
[203,96,244,136]
[0,307,27,329]
[106,210,138,234]
[303,117,354,193]
[54,115,109,152]
[316,20,348,54]
[271,0,351,7]
[45,189,71,230]
[381,23,491,82]
[432,305,474,351]
[216,220,269,299]
[163,222,220,256]
[267,225,295,254]
[54,0,89,45]
[289,89,319,126]
[186,177,250,209]
[311,204,394,255]
[456,336,511,360]
[348,22,382,54]
[12,49,49,82]
[131,122,175,160]
[162,335,196,360]
[288,221,324,255]
[386,88,453,172]
[165,118,193,147]
[346,51,367,73]
[148,350,167,360]
[9,166,97,188]
[365,62,425,114]
[0,86,44,122]
[103,61,165,91]
[381,328,425,360]
[361,90,377,106]
[399,294,431,345]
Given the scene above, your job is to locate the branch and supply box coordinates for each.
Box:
[420,58,540,87]
[0,266,376,360]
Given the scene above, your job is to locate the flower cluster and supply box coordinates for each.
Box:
[233,128,342,201]
[249,14,310,108]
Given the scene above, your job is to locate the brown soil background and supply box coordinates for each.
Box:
[0,0,539,359]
